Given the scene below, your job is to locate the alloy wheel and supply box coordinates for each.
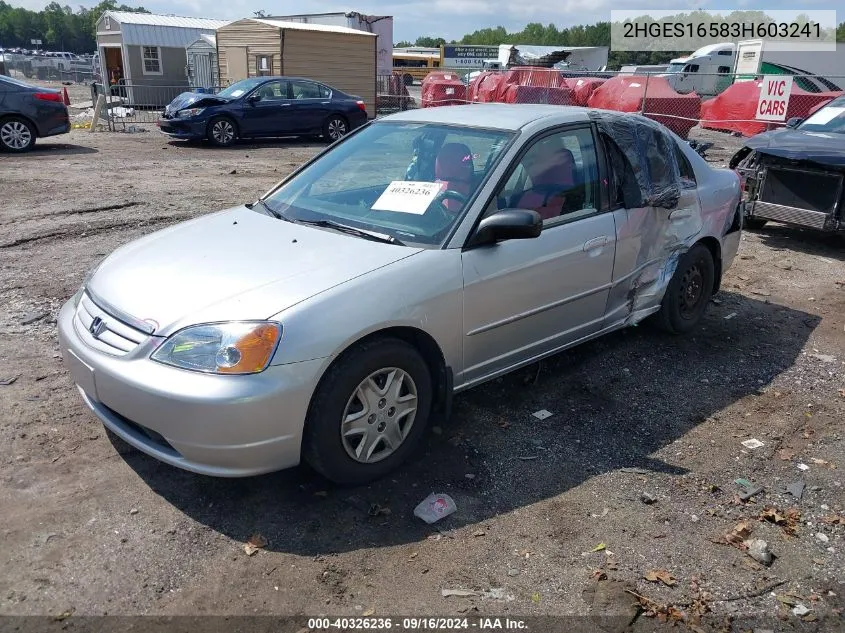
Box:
[211,120,234,145]
[1,121,32,150]
[327,118,347,141]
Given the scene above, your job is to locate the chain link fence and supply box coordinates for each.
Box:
[10,65,837,138]
[377,67,844,139]
[3,54,98,84]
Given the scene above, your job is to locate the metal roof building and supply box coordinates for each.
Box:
[98,11,227,47]
[96,11,227,103]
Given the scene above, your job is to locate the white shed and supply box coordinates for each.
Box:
[186,34,218,89]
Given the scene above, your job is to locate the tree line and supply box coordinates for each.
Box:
[397,17,845,69]
[0,0,148,53]
[3,3,843,64]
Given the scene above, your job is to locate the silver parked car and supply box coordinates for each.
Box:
[58,104,742,484]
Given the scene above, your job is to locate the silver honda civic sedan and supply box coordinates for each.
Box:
[58,104,742,484]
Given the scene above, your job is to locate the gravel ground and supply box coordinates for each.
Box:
[0,113,843,632]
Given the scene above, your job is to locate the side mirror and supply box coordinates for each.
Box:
[246,93,261,104]
[469,209,542,247]
[785,117,803,128]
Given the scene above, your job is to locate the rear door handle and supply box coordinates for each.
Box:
[583,236,609,251]
[669,208,693,221]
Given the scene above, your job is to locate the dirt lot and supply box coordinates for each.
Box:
[0,115,843,631]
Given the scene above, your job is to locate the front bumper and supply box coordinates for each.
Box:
[57,296,326,477]
[157,117,206,139]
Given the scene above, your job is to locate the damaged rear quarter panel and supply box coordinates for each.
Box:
[606,141,741,327]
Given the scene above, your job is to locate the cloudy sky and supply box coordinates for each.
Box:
[11,0,843,41]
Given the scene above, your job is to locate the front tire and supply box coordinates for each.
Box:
[655,243,715,334]
[303,338,433,485]
[0,117,36,153]
[323,114,348,142]
[206,116,237,147]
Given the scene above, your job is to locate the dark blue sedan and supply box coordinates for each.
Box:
[157,76,368,147]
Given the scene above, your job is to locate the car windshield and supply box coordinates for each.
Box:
[217,78,266,99]
[798,98,845,133]
[665,62,686,73]
[262,121,516,246]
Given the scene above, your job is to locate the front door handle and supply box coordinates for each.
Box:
[669,208,694,221]
[583,236,609,251]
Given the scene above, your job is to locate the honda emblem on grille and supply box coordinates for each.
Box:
[89,316,107,339]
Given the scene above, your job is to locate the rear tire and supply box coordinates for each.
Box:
[0,116,36,153]
[303,338,433,485]
[322,114,349,143]
[655,243,715,334]
[206,116,237,147]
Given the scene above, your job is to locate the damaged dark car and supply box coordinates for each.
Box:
[731,95,845,234]
[157,76,368,147]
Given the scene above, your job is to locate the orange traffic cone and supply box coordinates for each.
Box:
[62,87,71,106]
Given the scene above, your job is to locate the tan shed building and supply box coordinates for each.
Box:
[216,18,377,116]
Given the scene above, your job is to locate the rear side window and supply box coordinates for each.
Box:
[601,134,641,209]
[291,80,324,99]
[674,144,696,188]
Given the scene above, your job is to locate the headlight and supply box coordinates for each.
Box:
[177,107,205,118]
[151,321,282,374]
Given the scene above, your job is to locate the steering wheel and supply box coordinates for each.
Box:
[433,188,468,212]
[422,188,468,236]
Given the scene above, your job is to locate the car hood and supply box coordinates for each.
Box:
[87,207,422,336]
[744,128,845,168]
[165,91,230,115]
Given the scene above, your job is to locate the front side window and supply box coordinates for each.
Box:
[253,80,288,101]
[492,127,600,226]
[262,122,515,246]
[142,46,161,74]
[685,63,699,73]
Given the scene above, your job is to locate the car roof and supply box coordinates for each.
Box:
[379,104,594,131]
[244,76,329,84]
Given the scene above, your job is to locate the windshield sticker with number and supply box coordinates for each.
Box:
[371,181,444,214]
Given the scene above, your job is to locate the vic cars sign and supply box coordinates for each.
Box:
[755,75,793,121]
[442,45,499,68]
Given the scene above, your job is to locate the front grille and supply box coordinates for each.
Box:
[760,167,842,215]
[74,293,149,356]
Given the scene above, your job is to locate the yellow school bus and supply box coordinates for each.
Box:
[392,48,441,85]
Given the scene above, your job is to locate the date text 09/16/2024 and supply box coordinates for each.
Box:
[306,617,528,630]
